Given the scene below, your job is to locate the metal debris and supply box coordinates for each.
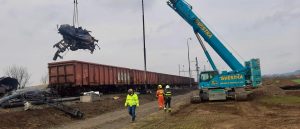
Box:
[83,91,102,97]
[24,101,32,111]
[113,96,120,100]
[0,77,19,96]
[0,89,84,118]
[53,24,100,60]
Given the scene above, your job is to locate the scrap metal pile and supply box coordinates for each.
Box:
[53,24,100,60]
[0,89,84,118]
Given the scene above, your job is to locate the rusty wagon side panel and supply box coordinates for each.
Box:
[48,60,194,96]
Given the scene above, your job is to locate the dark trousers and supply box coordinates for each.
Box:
[128,105,136,121]
[165,97,171,109]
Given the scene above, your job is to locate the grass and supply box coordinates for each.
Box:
[260,96,300,105]
[292,79,300,84]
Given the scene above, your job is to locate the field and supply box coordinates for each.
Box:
[292,79,300,84]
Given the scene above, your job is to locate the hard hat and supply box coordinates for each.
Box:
[128,89,133,93]
[166,85,170,89]
[158,85,162,89]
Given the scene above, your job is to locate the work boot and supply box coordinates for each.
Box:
[168,108,172,112]
[164,107,167,112]
[132,116,135,122]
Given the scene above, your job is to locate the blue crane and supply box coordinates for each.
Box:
[167,0,262,101]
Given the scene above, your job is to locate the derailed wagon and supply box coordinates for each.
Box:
[48,60,194,96]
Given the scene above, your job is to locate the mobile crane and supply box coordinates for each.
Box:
[167,0,262,101]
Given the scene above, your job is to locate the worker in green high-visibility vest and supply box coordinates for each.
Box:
[164,85,172,112]
[125,88,139,122]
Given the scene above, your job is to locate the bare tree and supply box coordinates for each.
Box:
[5,65,31,89]
[40,72,49,84]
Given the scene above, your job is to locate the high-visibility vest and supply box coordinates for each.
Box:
[156,89,164,97]
[125,93,139,107]
[165,89,172,97]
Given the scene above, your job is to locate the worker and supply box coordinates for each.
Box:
[164,85,172,112]
[156,84,165,110]
[125,88,139,122]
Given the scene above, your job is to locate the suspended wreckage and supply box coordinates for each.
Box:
[53,24,100,60]
[52,0,100,60]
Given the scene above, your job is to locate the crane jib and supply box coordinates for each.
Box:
[168,0,244,71]
[195,19,213,39]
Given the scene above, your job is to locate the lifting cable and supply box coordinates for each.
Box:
[72,0,79,27]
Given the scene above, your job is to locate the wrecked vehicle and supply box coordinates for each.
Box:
[0,89,84,118]
[0,77,19,96]
[53,24,100,60]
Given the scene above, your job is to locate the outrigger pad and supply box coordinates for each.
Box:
[53,24,100,60]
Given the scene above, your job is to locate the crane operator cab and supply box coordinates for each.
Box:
[199,71,221,89]
[198,71,228,101]
[199,71,218,84]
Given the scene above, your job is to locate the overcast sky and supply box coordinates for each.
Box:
[0,0,299,86]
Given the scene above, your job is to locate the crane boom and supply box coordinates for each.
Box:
[167,0,262,101]
[168,0,244,71]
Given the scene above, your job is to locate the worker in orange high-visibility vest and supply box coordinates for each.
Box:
[156,85,164,110]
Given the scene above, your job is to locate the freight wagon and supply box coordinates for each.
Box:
[48,60,194,96]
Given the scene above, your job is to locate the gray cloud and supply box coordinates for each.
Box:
[91,0,156,13]
[252,0,300,29]
[0,0,299,86]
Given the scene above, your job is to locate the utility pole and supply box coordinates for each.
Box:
[187,38,192,87]
[195,57,200,83]
[179,64,186,76]
[178,64,181,76]
[142,0,147,91]
[182,65,185,76]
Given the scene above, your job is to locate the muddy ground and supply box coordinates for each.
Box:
[0,88,193,129]
[127,100,300,129]
[1,77,300,129]
[125,78,300,129]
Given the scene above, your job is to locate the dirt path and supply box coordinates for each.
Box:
[52,90,197,129]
